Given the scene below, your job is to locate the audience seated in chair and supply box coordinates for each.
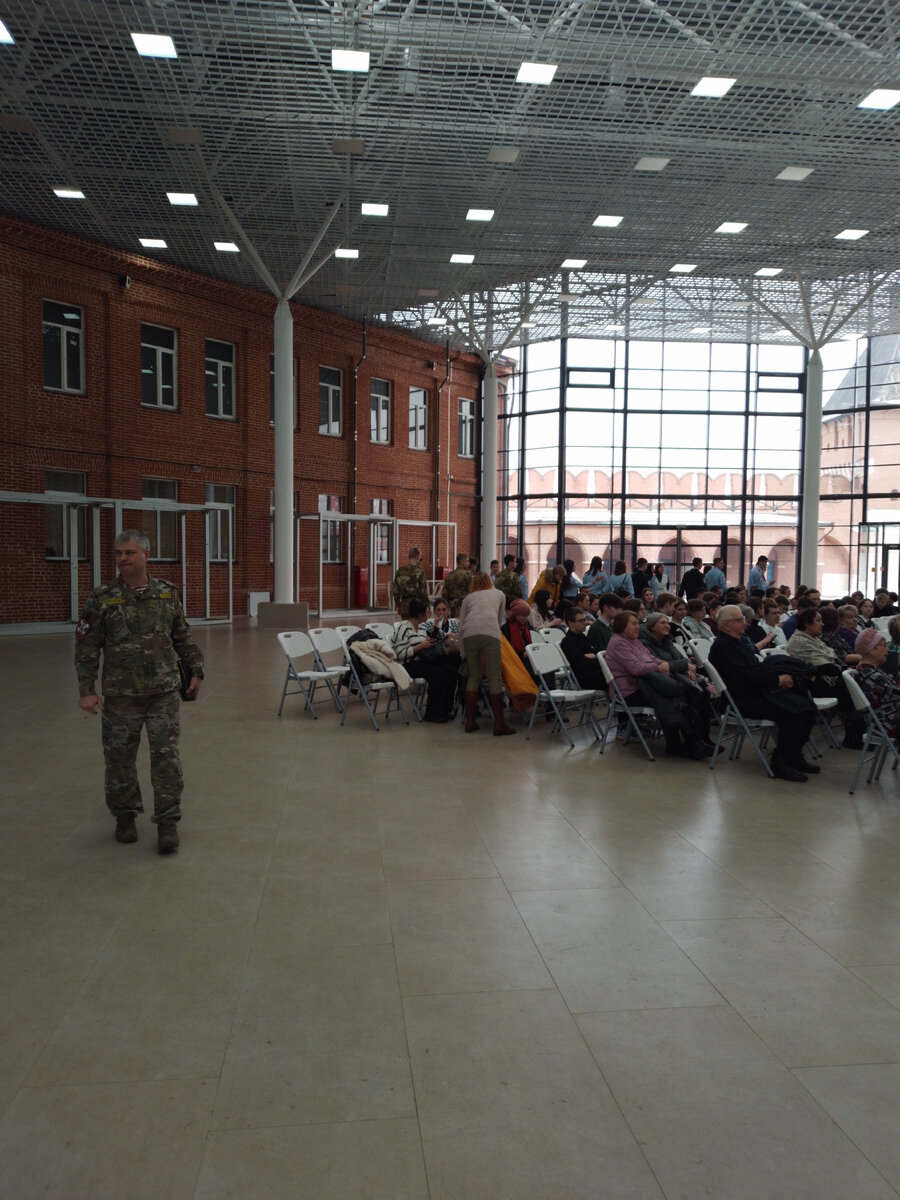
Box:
[855,627,900,740]
[586,593,622,651]
[392,599,459,724]
[560,606,606,690]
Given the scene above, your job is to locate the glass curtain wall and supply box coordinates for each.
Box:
[498,334,900,596]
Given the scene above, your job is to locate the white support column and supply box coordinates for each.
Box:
[480,361,499,565]
[800,348,823,587]
[273,299,295,603]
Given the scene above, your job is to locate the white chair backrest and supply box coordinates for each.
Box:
[842,668,871,714]
[543,626,566,645]
[872,616,891,632]
[758,645,786,658]
[277,630,314,663]
[595,649,614,687]
[690,638,711,664]
[333,624,362,644]
[700,657,726,697]
[525,639,567,678]
[530,627,548,642]
[307,626,347,667]
[366,622,395,640]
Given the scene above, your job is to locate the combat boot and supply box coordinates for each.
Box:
[157,822,179,854]
[115,814,138,843]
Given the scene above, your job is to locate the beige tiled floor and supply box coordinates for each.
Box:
[2,621,900,1199]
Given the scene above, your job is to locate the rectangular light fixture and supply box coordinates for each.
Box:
[593,214,623,227]
[858,89,900,110]
[562,258,587,269]
[557,293,581,303]
[139,237,167,248]
[53,187,85,199]
[466,208,494,221]
[635,156,669,171]
[691,326,711,333]
[450,253,474,264]
[361,202,389,216]
[516,61,557,85]
[331,48,370,72]
[691,76,736,97]
[427,316,447,325]
[0,19,14,43]
[776,165,814,181]
[520,322,536,329]
[715,221,747,233]
[835,228,869,240]
[131,32,177,58]
[670,263,696,273]
[755,267,783,276]
[417,289,439,298]
[605,323,625,330]
[335,247,359,258]
[486,146,519,164]
[167,191,198,205]
[332,138,365,155]
[214,241,240,252]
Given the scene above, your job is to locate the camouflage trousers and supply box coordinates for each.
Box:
[101,691,183,823]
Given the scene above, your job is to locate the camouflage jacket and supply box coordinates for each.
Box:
[74,575,204,698]
[493,568,523,606]
[440,568,473,616]
[391,563,429,616]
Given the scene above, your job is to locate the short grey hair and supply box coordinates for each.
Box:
[115,529,150,553]
[739,605,754,621]
[718,604,743,625]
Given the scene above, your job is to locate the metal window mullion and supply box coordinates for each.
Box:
[91,504,101,589]
[557,329,567,563]
[180,512,187,614]
[739,343,751,580]
[69,505,79,621]
[204,510,211,620]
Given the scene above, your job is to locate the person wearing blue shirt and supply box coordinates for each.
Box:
[582,556,609,596]
[704,557,727,593]
[747,555,769,592]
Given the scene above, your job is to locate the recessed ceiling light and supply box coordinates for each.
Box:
[670,263,697,273]
[835,228,869,240]
[858,89,900,110]
[635,156,669,171]
[331,48,370,72]
[593,214,623,227]
[562,258,587,269]
[417,289,439,298]
[466,208,494,221]
[486,146,519,164]
[755,267,783,276]
[167,192,198,206]
[214,241,240,252]
[427,316,447,325]
[0,18,15,43]
[450,253,474,263]
[335,247,359,258]
[691,326,711,333]
[516,61,557,84]
[691,76,736,97]
[53,187,85,199]
[520,322,536,329]
[332,138,365,155]
[630,298,655,307]
[139,237,167,248]
[605,323,625,330]
[361,202,389,216]
[131,32,177,58]
[715,222,747,233]
[557,293,581,303]
[730,301,752,309]
[776,165,814,181]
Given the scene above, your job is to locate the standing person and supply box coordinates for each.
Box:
[391,546,429,618]
[704,557,727,593]
[458,572,516,736]
[747,555,769,593]
[583,556,609,597]
[652,563,670,596]
[608,559,634,597]
[516,557,529,604]
[631,558,652,595]
[677,557,706,600]
[489,560,500,580]
[528,563,567,605]
[493,554,524,607]
[559,558,582,600]
[74,530,203,853]
[441,553,474,616]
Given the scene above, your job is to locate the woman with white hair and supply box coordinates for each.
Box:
[855,628,900,739]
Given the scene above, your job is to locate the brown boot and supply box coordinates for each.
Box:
[115,814,138,843]
[157,822,179,854]
[490,693,516,736]
[464,691,480,732]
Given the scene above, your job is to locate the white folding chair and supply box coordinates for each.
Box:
[366,621,396,641]
[842,669,900,794]
[596,650,659,761]
[871,616,891,633]
[542,626,566,645]
[276,631,344,718]
[689,638,711,665]
[529,628,549,643]
[524,641,603,749]
[334,627,410,731]
[702,658,775,777]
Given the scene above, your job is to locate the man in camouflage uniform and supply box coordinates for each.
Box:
[441,552,474,617]
[391,546,429,618]
[75,530,204,854]
[493,554,523,608]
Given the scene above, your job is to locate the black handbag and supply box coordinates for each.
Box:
[177,655,196,701]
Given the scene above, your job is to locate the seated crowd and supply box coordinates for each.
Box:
[383,548,900,781]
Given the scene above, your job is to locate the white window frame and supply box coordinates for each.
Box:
[42,300,84,394]
[141,323,178,409]
[318,494,342,563]
[458,397,475,458]
[318,366,342,437]
[44,469,86,560]
[409,386,428,450]
[371,499,391,564]
[206,483,235,562]
[142,478,178,560]
[205,339,236,419]
[370,378,391,444]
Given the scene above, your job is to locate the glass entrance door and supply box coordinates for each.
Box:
[631,526,730,593]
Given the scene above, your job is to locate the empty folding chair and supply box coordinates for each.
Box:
[702,658,775,777]
[596,650,658,761]
[842,668,900,794]
[524,640,603,749]
[276,631,344,718]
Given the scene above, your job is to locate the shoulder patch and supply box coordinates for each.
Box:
[76,618,91,637]
[104,596,127,605]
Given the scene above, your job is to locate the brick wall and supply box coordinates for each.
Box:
[0,217,483,620]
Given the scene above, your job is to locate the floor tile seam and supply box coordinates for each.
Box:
[14,1074,221,1094]
[399,983,559,1001]
[849,967,900,1011]
[204,1112,426,1136]
[774,910,900,977]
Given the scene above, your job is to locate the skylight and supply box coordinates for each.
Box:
[635,156,669,171]
[858,89,900,110]
[331,49,370,72]
[131,32,177,58]
[776,166,814,181]
[214,241,240,252]
[466,208,494,221]
[167,192,198,206]
[53,187,85,199]
[593,214,623,227]
[715,222,747,234]
[450,253,474,264]
[691,76,735,97]
[139,237,167,248]
[562,258,587,269]
[691,326,711,333]
[516,62,557,85]
[335,247,359,258]
[361,203,389,216]
[834,229,869,240]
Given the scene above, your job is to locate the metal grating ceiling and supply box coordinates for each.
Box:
[1,0,899,353]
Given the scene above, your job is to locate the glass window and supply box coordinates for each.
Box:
[269,354,297,427]
[205,484,235,562]
[371,499,391,564]
[44,469,86,560]
[318,494,342,563]
[458,397,475,457]
[42,301,84,393]
[370,378,391,444]
[409,386,427,449]
[205,339,235,419]
[318,367,342,436]
[141,324,177,409]
[142,479,178,560]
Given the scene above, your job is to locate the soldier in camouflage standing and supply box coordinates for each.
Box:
[75,530,204,854]
[391,546,429,618]
[493,554,523,608]
[441,552,474,617]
